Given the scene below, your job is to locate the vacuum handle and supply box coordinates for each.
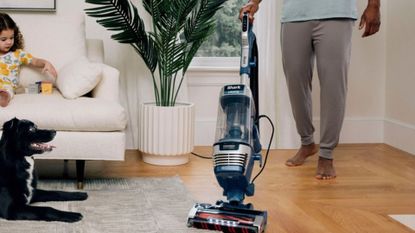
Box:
[240,13,250,85]
[242,13,249,32]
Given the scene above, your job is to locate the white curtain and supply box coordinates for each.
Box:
[255,0,299,149]
[253,0,279,149]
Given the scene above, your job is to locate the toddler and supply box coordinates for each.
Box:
[0,12,57,107]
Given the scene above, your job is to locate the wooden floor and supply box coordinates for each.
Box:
[36,144,415,233]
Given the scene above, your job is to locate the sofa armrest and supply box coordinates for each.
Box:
[92,64,120,102]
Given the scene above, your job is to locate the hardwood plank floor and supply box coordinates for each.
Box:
[36,144,415,233]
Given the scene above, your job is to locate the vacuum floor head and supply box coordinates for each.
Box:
[187,203,267,233]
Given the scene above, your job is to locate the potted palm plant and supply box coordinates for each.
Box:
[85,0,226,165]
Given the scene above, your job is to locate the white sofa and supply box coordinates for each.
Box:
[0,12,127,188]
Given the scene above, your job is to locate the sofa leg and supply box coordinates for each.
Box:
[63,160,69,179]
[76,160,86,189]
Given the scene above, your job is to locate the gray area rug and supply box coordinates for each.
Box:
[0,177,215,233]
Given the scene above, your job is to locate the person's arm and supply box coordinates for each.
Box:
[239,0,262,22]
[359,0,381,37]
[30,57,58,78]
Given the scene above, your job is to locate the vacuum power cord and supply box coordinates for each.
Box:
[191,114,275,181]
[191,152,212,159]
[251,114,275,184]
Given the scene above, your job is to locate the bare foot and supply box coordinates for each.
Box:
[0,91,10,107]
[285,143,318,167]
[315,157,336,180]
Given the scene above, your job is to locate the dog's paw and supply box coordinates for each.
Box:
[73,192,88,200]
[61,212,83,223]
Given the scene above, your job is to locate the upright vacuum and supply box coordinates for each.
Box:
[187,13,269,233]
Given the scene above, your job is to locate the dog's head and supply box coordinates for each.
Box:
[1,118,56,157]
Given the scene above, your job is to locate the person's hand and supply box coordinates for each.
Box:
[359,4,381,37]
[43,61,58,79]
[239,0,260,23]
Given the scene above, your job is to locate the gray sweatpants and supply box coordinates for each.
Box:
[281,19,354,159]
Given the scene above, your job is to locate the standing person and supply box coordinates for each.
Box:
[240,0,381,179]
[0,12,57,107]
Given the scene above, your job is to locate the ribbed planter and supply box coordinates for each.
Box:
[139,102,195,165]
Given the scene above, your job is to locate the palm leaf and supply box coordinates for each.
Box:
[183,0,226,72]
[86,0,226,106]
[184,0,226,42]
[85,0,157,72]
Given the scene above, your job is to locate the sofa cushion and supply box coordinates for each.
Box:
[0,90,127,132]
[56,57,102,99]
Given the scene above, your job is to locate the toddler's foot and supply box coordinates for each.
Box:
[0,91,10,107]
[315,157,336,180]
[285,143,318,166]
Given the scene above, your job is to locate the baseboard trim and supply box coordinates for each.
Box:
[324,117,384,144]
[194,117,415,156]
[194,118,216,146]
[280,117,385,148]
[384,118,415,155]
[194,117,385,147]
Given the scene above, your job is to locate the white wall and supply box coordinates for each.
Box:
[310,1,387,145]
[384,0,415,154]
[190,1,388,148]
[85,0,414,155]
[84,0,153,149]
[187,66,239,145]
[188,1,414,157]
[6,0,414,154]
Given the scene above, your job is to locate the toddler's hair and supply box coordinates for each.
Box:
[0,12,24,51]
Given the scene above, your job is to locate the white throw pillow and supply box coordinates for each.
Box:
[56,57,102,99]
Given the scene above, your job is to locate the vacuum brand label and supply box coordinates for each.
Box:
[224,85,245,94]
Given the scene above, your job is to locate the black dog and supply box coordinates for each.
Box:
[0,118,87,222]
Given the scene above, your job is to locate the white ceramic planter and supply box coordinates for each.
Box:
[139,102,195,165]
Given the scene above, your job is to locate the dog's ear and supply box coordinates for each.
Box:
[2,117,20,131]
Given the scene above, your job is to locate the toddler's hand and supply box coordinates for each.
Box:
[43,62,58,79]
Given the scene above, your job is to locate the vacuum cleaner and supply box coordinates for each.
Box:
[187,13,270,233]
